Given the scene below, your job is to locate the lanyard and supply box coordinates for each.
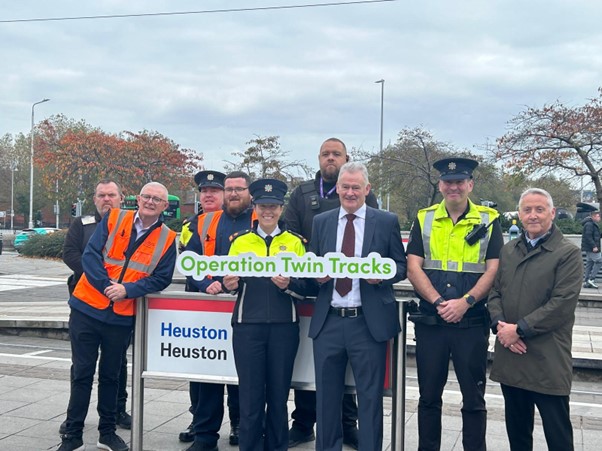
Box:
[319,177,336,198]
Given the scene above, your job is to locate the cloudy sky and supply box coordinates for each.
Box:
[2,0,602,175]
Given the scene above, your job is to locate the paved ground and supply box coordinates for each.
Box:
[1,251,601,450]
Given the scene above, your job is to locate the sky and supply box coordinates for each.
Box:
[2,0,602,176]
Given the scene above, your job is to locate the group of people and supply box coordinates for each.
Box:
[56,137,582,451]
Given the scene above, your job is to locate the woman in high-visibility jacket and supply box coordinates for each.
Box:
[223,178,311,451]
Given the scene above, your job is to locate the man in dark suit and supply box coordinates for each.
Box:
[308,162,407,451]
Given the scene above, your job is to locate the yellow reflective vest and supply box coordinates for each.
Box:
[417,199,499,274]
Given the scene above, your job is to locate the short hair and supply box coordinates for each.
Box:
[338,162,369,185]
[321,137,347,153]
[225,171,252,186]
[95,179,123,196]
[140,182,169,199]
[518,188,554,209]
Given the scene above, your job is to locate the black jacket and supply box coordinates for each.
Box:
[581,216,601,252]
[283,171,379,241]
[63,211,102,294]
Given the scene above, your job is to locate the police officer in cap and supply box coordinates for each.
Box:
[178,170,226,444]
[223,178,312,451]
[406,157,504,451]
[179,170,226,252]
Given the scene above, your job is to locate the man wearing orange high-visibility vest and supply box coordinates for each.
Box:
[57,182,177,451]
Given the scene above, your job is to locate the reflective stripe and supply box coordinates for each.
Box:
[447,261,459,271]
[103,210,130,261]
[477,212,490,267]
[237,283,247,323]
[422,210,435,263]
[423,259,442,270]
[463,262,487,272]
[199,211,218,255]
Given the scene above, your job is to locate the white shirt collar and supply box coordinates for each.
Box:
[339,203,367,220]
[257,225,281,238]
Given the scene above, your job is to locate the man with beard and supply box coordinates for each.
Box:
[283,138,378,449]
[184,171,256,451]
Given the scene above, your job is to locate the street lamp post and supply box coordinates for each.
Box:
[29,98,50,228]
[375,79,386,209]
[10,161,18,232]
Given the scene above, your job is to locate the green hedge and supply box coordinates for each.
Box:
[20,230,67,258]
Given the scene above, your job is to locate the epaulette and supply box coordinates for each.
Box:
[287,230,308,244]
[81,215,97,226]
[229,229,254,242]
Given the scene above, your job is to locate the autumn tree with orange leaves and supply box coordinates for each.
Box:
[35,115,202,208]
[495,88,602,203]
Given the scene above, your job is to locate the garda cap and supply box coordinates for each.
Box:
[194,170,226,190]
[249,178,288,205]
[433,157,479,181]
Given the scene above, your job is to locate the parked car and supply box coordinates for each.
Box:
[13,228,60,252]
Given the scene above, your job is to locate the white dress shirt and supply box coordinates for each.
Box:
[331,204,366,308]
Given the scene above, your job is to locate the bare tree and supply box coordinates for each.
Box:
[495,87,602,203]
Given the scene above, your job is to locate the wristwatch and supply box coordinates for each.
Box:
[433,296,445,307]
[516,325,525,338]
[464,294,477,308]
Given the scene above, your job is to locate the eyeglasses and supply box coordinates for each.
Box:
[139,193,166,204]
[224,187,248,194]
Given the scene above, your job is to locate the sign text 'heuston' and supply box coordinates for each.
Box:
[177,251,397,280]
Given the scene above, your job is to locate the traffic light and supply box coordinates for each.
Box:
[195,201,203,214]
[71,201,82,217]
[71,203,78,217]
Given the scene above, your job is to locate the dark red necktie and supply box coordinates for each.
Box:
[335,214,356,297]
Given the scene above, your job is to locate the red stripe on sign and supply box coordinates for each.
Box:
[148,298,235,313]
[297,303,315,317]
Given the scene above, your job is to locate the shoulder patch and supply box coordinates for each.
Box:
[229,229,253,242]
[81,215,97,225]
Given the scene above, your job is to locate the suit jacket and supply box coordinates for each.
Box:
[308,206,407,342]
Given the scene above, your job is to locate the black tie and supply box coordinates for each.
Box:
[265,235,273,255]
[335,214,356,297]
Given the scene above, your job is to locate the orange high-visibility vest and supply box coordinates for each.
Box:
[73,209,176,316]
[196,210,257,256]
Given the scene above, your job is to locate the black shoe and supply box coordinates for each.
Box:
[179,421,195,442]
[288,427,315,448]
[116,411,132,430]
[58,419,67,435]
[57,434,84,451]
[185,441,218,451]
[343,427,359,450]
[98,432,129,451]
[229,423,240,446]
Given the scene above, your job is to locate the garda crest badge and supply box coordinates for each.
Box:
[207,174,214,181]
[265,184,273,192]
[448,162,457,170]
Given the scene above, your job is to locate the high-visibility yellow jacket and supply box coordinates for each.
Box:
[417,199,498,274]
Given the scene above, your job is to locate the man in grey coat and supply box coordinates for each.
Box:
[488,188,582,451]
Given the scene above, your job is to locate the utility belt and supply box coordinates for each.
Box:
[408,312,489,329]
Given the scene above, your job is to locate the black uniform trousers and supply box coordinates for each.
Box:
[313,313,387,451]
[191,382,239,445]
[500,384,573,451]
[64,308,132,437]
[233,322,299,451]
[414,322,489,451]
[68,278,129,416]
